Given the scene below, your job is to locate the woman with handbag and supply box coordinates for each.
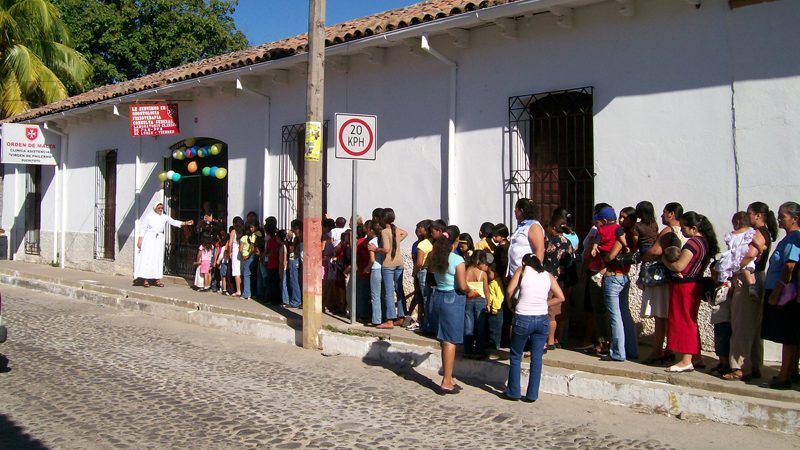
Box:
[760,201,800,389]
[504,253,565,401]
[662,211,719,373]
[640,202,685,364]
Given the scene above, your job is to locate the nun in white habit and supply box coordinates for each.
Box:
[134,203,194,287]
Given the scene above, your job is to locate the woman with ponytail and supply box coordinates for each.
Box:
[427,232,469,393]
[375,208,408,329]
[504,253,565,401]
[725,201,778,381]
[662,211,719,372]
[761,202,800,389]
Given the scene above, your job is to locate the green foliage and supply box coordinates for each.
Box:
[0,0,92,119]
[51,0,249,90]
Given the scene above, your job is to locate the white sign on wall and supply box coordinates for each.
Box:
[1,123,59,165]
[335,113,377,160]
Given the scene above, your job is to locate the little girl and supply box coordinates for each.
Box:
[216,232,230,295]
[486,259,504,351]
[714,212,757,288]
[457,233,474,258]
[464,250,491,359]
[196,233,214,292]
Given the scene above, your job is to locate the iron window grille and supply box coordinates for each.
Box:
[508,87,595,237]
[94,150,117,260]
[24,165,41,255]
[279,122,328,230]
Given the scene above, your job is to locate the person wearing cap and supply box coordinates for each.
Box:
[593,205,639,362]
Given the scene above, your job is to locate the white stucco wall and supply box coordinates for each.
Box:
[2,0,797,267]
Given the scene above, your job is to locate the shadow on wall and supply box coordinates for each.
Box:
[0,412,50,450]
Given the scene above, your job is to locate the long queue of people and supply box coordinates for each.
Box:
[177,198,800,396]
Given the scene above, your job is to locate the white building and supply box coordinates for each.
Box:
[1,0,797,280]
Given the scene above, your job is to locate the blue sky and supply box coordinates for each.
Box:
[233,0,420,46]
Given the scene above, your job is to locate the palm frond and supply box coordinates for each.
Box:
[0,70,29,119]
[35,40,91,86]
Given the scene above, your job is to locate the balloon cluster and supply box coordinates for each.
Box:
[158,170,181,182]
[171,143,222,161]
[160,142,227,183]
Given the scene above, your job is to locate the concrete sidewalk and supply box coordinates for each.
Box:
[0,260,798,434]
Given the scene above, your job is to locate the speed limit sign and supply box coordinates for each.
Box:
[335,113,377,160]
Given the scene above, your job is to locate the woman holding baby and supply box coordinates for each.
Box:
[662,211,719,372]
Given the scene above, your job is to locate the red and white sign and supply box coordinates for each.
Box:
[1,123,59,165]
[129,104,180,137]
[335,113,377,160]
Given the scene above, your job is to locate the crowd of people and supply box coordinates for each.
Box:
[134,198,800,395]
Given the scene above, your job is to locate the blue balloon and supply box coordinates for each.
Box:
[210,166,218,177]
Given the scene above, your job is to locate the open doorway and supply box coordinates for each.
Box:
[163,137,228,277]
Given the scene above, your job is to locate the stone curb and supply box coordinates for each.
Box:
[1,270,799,434]
[319,330,800,435]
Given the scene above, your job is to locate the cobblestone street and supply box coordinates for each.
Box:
[0,285,796,449]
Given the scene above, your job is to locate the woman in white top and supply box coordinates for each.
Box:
[504,253,565,402]
[506,198,546,278]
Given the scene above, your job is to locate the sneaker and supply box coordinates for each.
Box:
[406,322,420,331]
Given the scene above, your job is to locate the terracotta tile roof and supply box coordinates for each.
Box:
[4,0,517,123]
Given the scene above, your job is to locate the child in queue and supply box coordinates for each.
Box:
[195,233,215,292]
[464,250,492,359]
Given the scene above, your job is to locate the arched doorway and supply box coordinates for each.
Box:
[163,137,229,277]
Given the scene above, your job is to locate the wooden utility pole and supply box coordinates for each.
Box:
[302,0,325,349]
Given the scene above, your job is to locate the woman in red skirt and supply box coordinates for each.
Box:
[663,211,719,372]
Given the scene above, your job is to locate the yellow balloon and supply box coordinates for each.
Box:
[209,143,221,155]
[215,167,227,179]
[158,172,168,182]
[184,138,196,147]
[187,161,198,173]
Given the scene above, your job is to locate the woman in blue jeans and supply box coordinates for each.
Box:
[427,229,469,393]
[375,208,408,329]
[505,253,565,402]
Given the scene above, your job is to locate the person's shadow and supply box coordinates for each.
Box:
[0,413,49,449]
[0,354,10,373]
[361,340,442,393]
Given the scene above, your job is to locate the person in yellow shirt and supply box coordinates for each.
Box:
[407,220,433,331]
[475,222,497,254]
[487,260,505,350]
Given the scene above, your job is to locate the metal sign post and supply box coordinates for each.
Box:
[335,113,377,324]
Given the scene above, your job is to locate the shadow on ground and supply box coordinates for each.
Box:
[0,413,49,449]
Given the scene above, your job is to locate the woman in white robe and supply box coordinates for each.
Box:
[134,203,194,287]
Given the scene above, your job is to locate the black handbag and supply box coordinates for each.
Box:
[640,261,667,287]
[615,251,640,266]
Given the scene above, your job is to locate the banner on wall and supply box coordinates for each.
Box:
[129,104,180,137]
[0,123,60,165]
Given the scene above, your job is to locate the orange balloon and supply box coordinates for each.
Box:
[187,161,198,173]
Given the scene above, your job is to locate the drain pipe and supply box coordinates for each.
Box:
[236,78,272,220]
[43,123,68,268]
[421,33,458,224]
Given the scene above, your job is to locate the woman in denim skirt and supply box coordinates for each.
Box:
[427,228,469,394]
[504,253,565,402]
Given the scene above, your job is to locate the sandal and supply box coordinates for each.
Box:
[154,280,164,287]
[722,370,743,381]
[142,280,150,288]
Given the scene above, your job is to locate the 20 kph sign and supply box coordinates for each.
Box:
[335,113,377,160]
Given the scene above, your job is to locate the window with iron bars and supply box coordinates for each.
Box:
[94,150,117,260]
[508,87,595,237]
[279,122,328,230]
[24,165,41,255]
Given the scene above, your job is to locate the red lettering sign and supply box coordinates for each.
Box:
[129,104,180,137]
